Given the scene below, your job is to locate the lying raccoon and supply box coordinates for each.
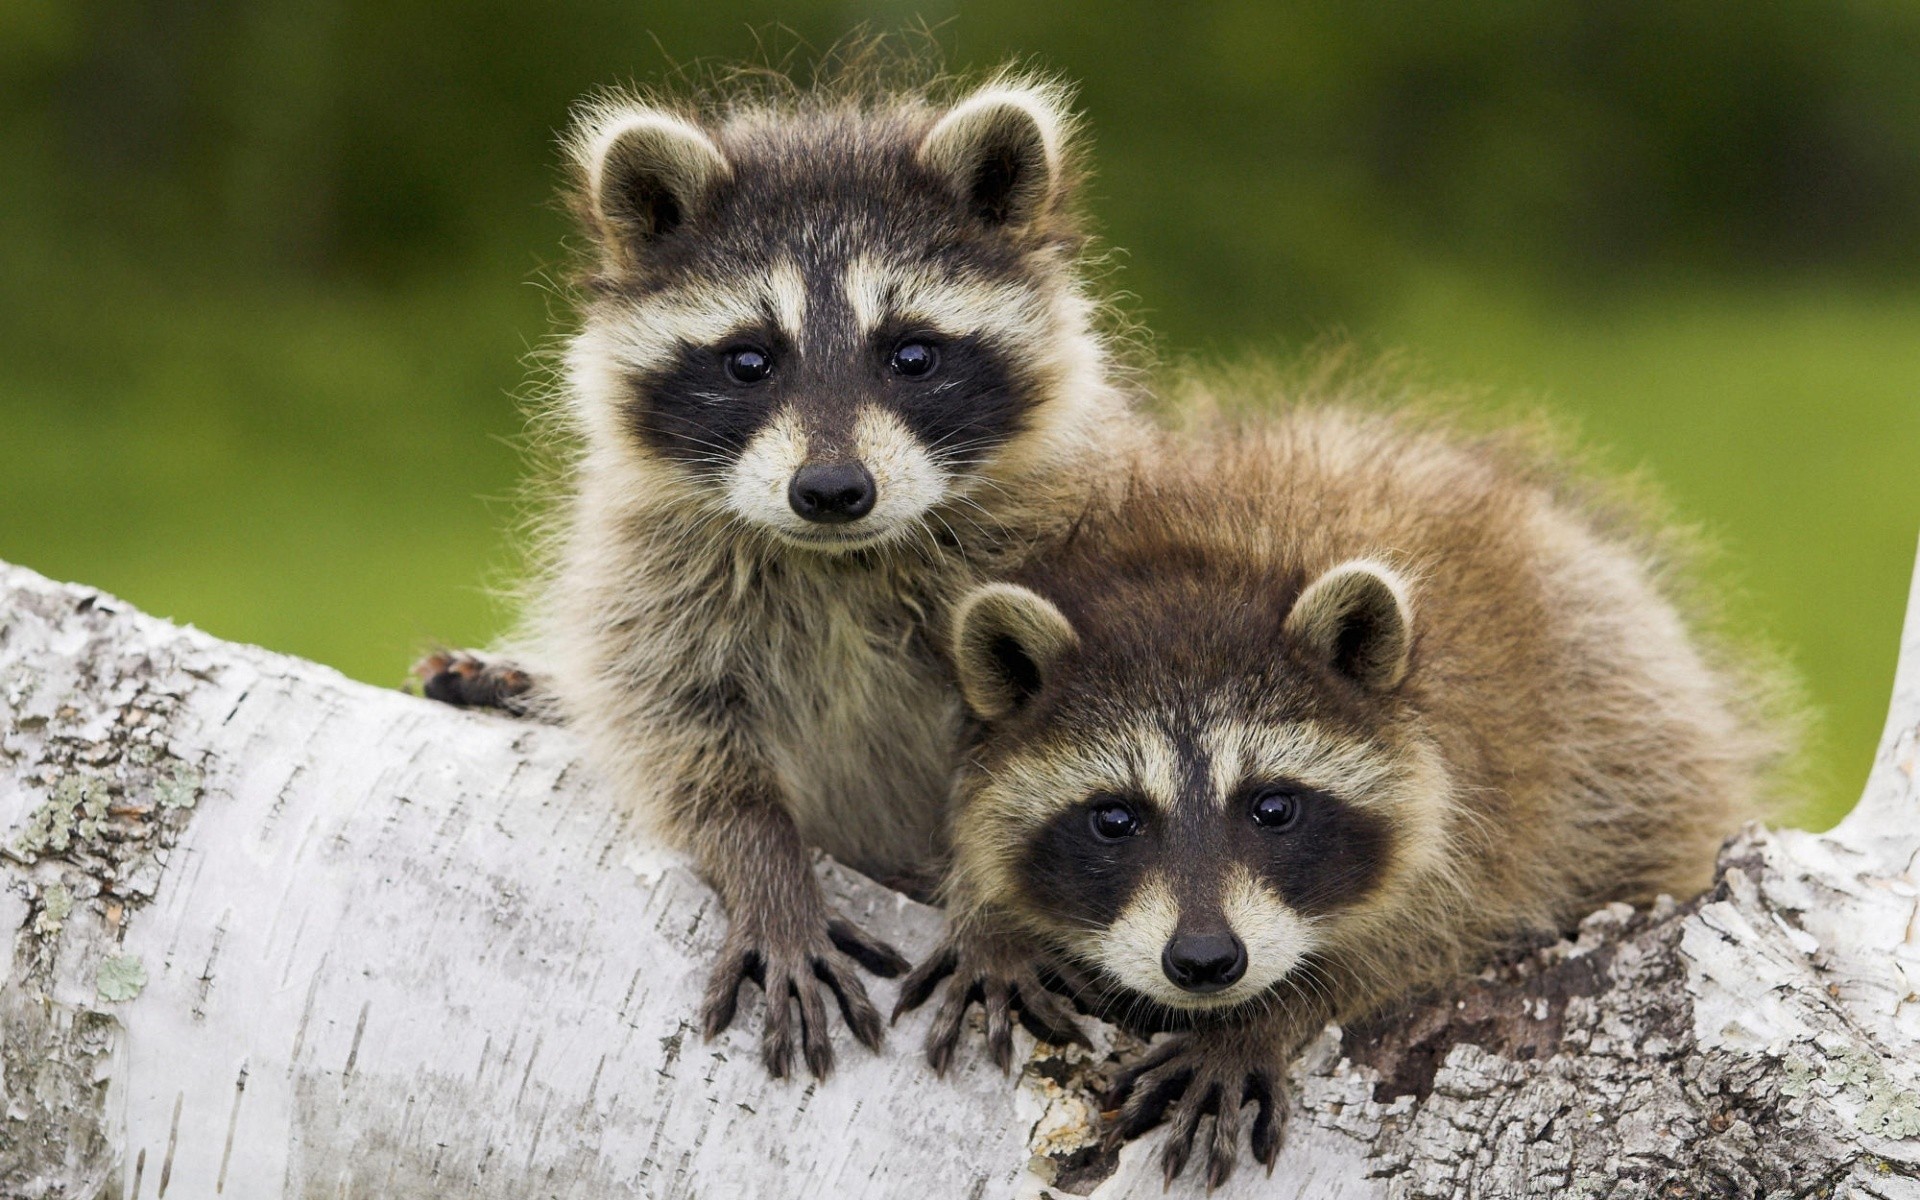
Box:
[421,70,1145,1079]
[897,405,1783,1184]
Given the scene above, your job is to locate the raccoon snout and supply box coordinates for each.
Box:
[788,463,877,524]
[1161,932,1248,993]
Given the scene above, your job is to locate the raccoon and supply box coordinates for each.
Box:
[420,68,1147,1081]
[897,404,1785,1184]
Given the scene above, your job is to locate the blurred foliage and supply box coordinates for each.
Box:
[2,2,1917,827]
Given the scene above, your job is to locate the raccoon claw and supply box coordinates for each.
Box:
[1105,1034,1285,1187]
[699,915,896,1080]
[413,650,539,716]
[892,932,1087,1076]
[826,918,910,978]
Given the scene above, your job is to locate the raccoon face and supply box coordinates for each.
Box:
[563,81,1094,553]
[950,563,1443,1012]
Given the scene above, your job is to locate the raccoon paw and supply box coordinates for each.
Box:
[699,914,908,1081]
[891,932,1089,1075]
[1105,1033,1287,1188]
[412,650,540,717]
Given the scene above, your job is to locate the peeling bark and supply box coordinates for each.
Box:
[2,549,1917,1199]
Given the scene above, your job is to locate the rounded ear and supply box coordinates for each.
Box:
[917,81,1071,230]
[950,583,1078,721]
[1283,560,1414,690]
[570,102,729,262]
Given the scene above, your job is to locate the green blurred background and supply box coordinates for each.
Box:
[3,3,1916,828]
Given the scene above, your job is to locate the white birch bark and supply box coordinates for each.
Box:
[2,546,1917,1199]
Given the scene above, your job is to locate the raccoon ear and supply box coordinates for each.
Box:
[573,104,729,259]
[919,83,1070,230]
[1285,560,1414,691]
[950,583,1078,720]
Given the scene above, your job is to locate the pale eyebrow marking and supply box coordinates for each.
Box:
[1203,729,1245,810]
[1127,723,1182,808]
[766,260,808,350]
[725,406,809,528]
[841,255,1046,350]
[604,264,810,374]
[1201,719,1398,808]
[843,255,891,336]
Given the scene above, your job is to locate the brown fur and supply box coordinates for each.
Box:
[905,392,1790,1183]
[421,61,1150,1082]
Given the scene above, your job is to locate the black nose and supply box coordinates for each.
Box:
[788,462,877,524]
[1162,933,1248,993]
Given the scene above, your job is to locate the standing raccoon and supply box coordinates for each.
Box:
[423,72,1145,1078]
[898,404,1784,1184]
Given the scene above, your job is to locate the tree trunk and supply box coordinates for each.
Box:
[3,549,1917,1199]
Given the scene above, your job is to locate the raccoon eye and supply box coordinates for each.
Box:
[1087,798,1143,841]
[1250,788,1301,831]
[889,340,939,378]
[724,347,773,384]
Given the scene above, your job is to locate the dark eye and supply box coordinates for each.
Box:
[889,340,939,378]
[1087,798,1143,841]
[1250,788,1301,831]
[725,347,773,384]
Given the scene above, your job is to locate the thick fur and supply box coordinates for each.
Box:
[904,399,1788,1182]
[423,65,1149,1082]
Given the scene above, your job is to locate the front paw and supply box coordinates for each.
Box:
[412,650,539,716]
[892,933,1089,1075]
[1106,1033,1286,1188]
[700,914,908,1080]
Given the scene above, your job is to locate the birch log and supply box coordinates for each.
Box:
[2,548,1917,1200]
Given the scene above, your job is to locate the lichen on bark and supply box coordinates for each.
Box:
[2,583,214,1199]
[0,553,1916,1199]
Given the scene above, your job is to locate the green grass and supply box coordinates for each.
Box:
[2,264,1911,830]
[0,269,538,687]
[1375,272,1920,828]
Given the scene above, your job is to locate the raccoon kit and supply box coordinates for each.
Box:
[420,70,1146,1080]
[900,405,1783,1184]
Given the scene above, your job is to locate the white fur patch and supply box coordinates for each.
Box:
[973,720,1182,833]
[1201,718,1453,881]
[717,405,951,552]
[851,405,949,535]
[1091,866,1317,1012]
[724,408,809,531]
[591,266,809,381]
[1215,864,1316,1004]
[1201,719,1400,809]
[1095,875,1181,1000]
[842,256,1049,353]
[766,260,808,347]
[1128,725,1183,812]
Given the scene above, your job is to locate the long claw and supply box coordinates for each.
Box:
[1246,1072,1284,1171]
[983,977,1015,1073]
[761,975,796,1079]
[1206,1083,1245,1190]
[1160,1124,1194,1188]
[796,969,836,1079]
[1012,979,1088,1048]
[827,919,909,977]
[1111,1061,1195,1142]
[699,944,758,1040]
[1107,1037,1291,1185]
[815,954,885,1050]
[892,944,958,1021]
[924,976,981,1076]
[1108,1037,1190,1109]
[1159,1083,1217,1185]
